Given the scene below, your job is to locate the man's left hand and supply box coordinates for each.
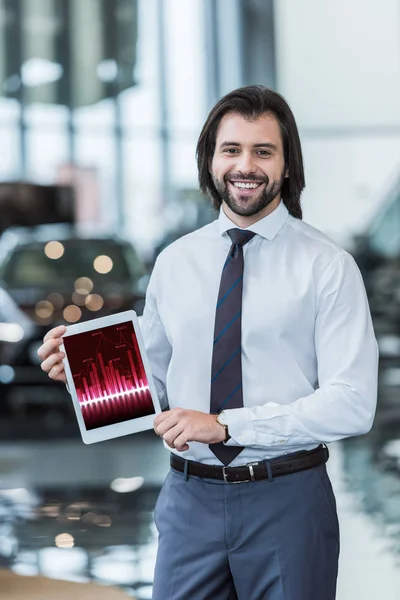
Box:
[153,408,226,452]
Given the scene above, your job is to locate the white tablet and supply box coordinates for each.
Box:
[59,310,161,444]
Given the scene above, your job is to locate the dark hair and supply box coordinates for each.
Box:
[196,85,305,219]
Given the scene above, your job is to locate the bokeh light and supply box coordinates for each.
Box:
[93,255,113,274]
[35,300,54,319]
[63,305,82,323]
[85,294,104,311]
[74,277,93,294]
[55,533,74,549]
[46,292,64,309]
[44,241,64,260]
[72,291,88,306]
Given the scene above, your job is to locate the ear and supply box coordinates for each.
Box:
[284,168,289,179]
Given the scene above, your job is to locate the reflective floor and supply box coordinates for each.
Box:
[0,431,169,599]
[332,439,400,599]
[1,333,400,599]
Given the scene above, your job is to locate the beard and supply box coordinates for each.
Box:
[212,171,285,218]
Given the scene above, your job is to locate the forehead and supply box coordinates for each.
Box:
[215,112,283,148]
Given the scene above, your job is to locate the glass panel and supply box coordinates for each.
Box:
[119,0,160,130]
[73,98,115,131]
[122,136,162,255]
[0,125,21,179]
[0,0,21,100]
[70,0,137,109]
[169,137,199,189]
[113,0,138,94]
[24,102,69,128]
[21,0,64,105]
[0,98,20,125]
[0,0,7,92]
[74,131,117,228]
[163,0,207,132]
[25,128,69,182]
[69,0,104,108]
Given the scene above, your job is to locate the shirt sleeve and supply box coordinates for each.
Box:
[139,260,172,411]
[224,252,379,449]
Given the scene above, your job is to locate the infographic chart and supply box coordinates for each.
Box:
[63,320,155,430]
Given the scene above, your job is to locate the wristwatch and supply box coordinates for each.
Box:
[216,411,231,442]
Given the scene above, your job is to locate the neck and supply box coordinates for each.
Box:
[222,196,281,228]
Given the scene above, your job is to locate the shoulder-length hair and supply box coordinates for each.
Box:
[196,85,305,220]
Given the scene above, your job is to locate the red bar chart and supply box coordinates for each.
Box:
[63,321,155,430]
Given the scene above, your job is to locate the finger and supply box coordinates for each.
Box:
[163,424,184,448]
[173,431,191,450]
[41,352,65,374]
[156,413,181,437]
[154,410,173,428]
[37,337,64,361]
[40,350,65,372]
[158,435,175,450]
[43,326,67,344]
[154,407,185,429]
[48,362,66,382]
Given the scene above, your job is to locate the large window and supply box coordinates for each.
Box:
[0,0,209,258]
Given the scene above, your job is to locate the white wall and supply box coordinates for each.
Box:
[274,0,400,246]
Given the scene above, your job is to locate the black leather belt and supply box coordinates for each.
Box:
[170,444,329,483]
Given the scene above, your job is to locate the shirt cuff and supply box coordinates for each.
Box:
[223,407,256,446]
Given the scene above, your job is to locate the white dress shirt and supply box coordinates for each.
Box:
[141,200,379,465]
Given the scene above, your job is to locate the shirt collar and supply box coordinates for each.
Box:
[217,199,289,241]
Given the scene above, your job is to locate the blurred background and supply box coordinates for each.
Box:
[0,0,400,598]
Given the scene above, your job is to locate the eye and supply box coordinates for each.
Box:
[257,150,271,156]
[223,148,239,154]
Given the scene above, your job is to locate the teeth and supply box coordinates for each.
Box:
[233,182,260,189]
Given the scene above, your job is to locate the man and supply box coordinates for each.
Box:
[38,86,379,600]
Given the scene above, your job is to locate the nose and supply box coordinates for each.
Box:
[235,151,257,175]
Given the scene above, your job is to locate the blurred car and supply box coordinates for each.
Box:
[0,225,148,320]
[0,285,45,422]
[368,257,400,329]
[0,226,149,425]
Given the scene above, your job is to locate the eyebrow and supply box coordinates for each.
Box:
[219,141,278,151]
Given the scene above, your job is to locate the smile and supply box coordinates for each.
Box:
[228,181,265,192]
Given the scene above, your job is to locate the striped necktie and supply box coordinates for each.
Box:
[209,228,256,465]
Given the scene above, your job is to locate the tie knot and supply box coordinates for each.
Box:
[227,228,256,247]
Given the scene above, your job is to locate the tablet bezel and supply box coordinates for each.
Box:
[59,310,161,444]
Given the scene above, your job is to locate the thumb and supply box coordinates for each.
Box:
[175,444,189,452]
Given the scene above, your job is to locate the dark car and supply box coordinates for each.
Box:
[0,285,43,426]
[0,226,149,432]
[368,257,400,329]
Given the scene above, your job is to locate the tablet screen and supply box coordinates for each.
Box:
[63,320,155,430]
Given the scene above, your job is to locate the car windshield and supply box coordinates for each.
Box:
[1,240,144,288]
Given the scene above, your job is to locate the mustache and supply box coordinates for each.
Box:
[225,174,269,184]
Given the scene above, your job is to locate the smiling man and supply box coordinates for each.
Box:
[38,86,379,600]
[148,86,378,599]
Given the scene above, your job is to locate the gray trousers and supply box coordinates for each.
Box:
[153,461,340,600]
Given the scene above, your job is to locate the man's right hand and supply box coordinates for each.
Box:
[37,325,67,384]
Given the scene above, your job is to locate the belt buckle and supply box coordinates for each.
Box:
[222,462,258,484]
